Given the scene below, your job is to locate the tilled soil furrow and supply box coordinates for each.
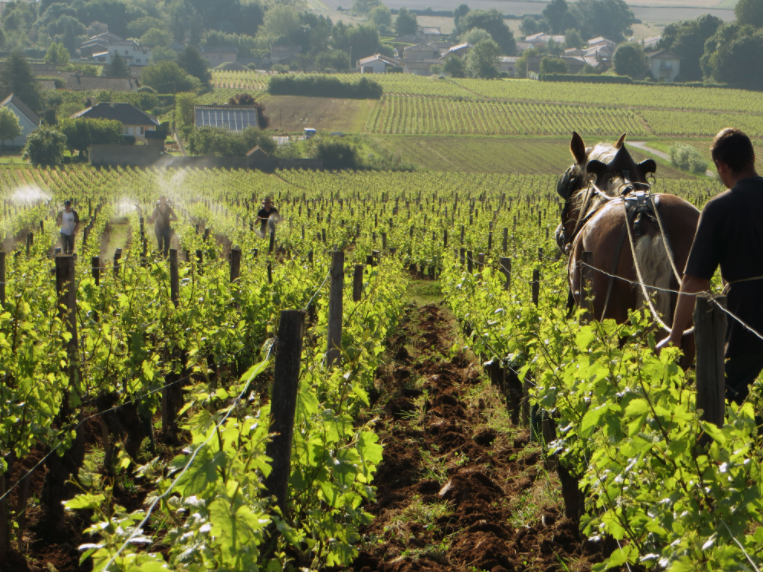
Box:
[347,303,610,572]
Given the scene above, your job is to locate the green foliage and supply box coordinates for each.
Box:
[103,53,131,78]
[443,54,466,78]
[395,7,418,36]
[315,50,351,72]
[368,5,392,32]
[670,143,708,174]
[269,75,382,99]
[0,105,21,146]
[0,51,43,113]
[460,28,492,45]
[175,92,197,129]
[701,23,763,89]
[735,0,763,28]
[458,9,516,55]
[352,0,381,16]
[59,117,124,157]
[564,28,584,49]
[187,126,276,157]
[44,42,70,66]
[140,27,173,49]
[311,137,360,170]
[613,42,649,79]
[658,15,723,82]
[570,0,637,43]
[141,61,200,94]
[540,56,568,74]
[466,39,500,79]
[23,125,66,166]
[177,46,212,88]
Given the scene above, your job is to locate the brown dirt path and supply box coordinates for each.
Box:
[345,301,611,572]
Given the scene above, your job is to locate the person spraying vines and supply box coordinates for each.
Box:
[146,195,177,257]
[256,196,281,236]
[56,199,79,253]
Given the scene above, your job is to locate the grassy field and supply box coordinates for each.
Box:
[373,135,694,178]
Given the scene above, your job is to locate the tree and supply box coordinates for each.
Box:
[175,92,197,128]
[395,7,418,36]
[259,4,301,40]
[735,0,763,28]
[59,118,123,157]
[352,0,381,16]
[0,107,21,147]
[140,28,173,49]
[613,42,648,78]
[542,0,577,34]
[177,47,212,87]
[701,24,763,88]
[45,42,70,66]
[516,47,539,78]
[520,16,545,36]
[658,15,722,81]
[369,5,392,32]
[443,54,466,77]
[540,56,568,74]
[104,53,131,77]
[565,28,584,49]
[467,39,500,78]
[312,138,360,170]
[461,28,492,45]
[454,4,470,29]
[141,61,200,93]
[23,126,66,167]
[459,10,516,54]
[570,0,637,43]
[0,52,43,113]
[315,50,351,71]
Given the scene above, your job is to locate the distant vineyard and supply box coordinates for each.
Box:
[641,109,763,137]
[366,96,649,136]
[211,70,269,91]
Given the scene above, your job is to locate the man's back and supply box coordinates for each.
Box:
[685,176,763,356]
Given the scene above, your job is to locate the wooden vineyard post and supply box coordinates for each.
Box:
[229,247,241,283]
[460,225,465,244]
[366,254,374,267]
[267,262,273,284]
[488,232,492,252]
[500,257,511,290]
[55,255,78,351]
[694,295,726,428]
[265,310,306,517]
[26,232,33,256]
[503,228,508,253]
[531,268,540,306]
[91,256,100,286]
[353,264,363,302]
[0,251,5,308]
[169,249,179,308]
[327,251,344,367]
[269,229,275,254]
[477,253,485,278]
[113,248,122,278]
[382,232,387,251]
[580,251,594,323]
[443,229,448,248]
[467,251,473,274]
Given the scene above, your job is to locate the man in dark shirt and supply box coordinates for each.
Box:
[657,128,763,403]
[257,196,279,234]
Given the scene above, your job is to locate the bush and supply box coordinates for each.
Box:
[268,75,383,99]
[138,86,157,94]
[23,126,66,166]
[59,117,123,157]
[187,126,276,157]
[669,144,707,174]
[311,137,359,170]
[123,135,136,145]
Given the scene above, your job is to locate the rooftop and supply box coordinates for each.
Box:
[73,102,159,125]
[0,94,40,125]
[194,105,258,131]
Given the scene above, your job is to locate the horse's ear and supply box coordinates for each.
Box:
[586,160,607,177]
[570,131,586,164]
[615,133,627,149]
[638,159,656,174]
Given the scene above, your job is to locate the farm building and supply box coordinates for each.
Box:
[646,50,681,82]
[194,105,259,131]
[440,43,472,59]
[201,46,238,66]
[498,57,519,77]
[0,94,40,147]
[72,103,160,141]
[357,54,399,74]
[403,43,442,61]
[92,39,152,66]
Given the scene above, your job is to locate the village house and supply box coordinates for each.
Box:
[646,50,681,82]
[440,43,472,60]
[92,39,152,66]
[72,103,159,142]
[201,46,238,66]
[417,27,443,42]
[357,54,399,73]
[0,94,39,147]
[403,43,442,61]
[497,56,519,77]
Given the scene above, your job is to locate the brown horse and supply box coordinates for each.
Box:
[555,132,700,344]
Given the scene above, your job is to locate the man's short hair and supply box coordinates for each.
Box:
[711,128,755,173]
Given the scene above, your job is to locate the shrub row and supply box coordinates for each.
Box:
[268,75,383,99]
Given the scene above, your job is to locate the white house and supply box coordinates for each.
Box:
[357,54,399,73]
[92,40,152,66]
[524,33,565,48]
[646,50,681,82]
[440,43,472,59]
[498,56,519,77]
[0,94,40,147]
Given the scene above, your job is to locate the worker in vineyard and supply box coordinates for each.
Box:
[56,199,79,254]
[657,128,763,405]
[256,196,279,234]
[148,195,177,257]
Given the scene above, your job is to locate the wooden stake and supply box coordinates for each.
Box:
[265,310,306,517]
[55,255,77,350]
[170,249,179,307]
[327,251,344,367]
[500,257,511,290]
[230,247,241,283]
[352,264,363,302]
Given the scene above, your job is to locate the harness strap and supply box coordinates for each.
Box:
[649,195,682,284]
[600,207,634,320]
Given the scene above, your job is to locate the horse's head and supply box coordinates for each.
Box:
[555,131,657,253]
